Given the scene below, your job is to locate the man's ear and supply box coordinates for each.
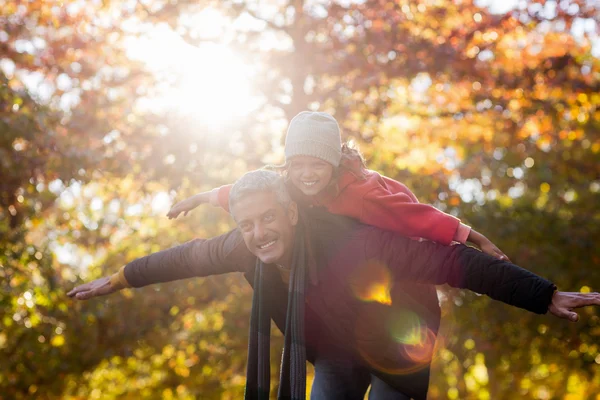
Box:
[287,201,298,225]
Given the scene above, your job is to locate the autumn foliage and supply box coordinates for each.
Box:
[1,0,599,399]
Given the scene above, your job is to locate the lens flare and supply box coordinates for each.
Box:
[403,328,437,364]
[349,260,392,305]
[388,310,425,345]
[357,341,434,376]
[347,262,459,376]
[388,310,437,365]
[354,307,444,375]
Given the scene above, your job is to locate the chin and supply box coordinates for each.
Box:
[300,187,322,196]
[257,253,282,265]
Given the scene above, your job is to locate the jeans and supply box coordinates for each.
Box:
[310,356,412,400]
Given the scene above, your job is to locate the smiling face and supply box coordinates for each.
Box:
[231,190,298,267]
[288,155,335,197]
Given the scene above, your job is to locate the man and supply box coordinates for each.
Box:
[68,170,600,400]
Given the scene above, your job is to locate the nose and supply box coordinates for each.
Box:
[300,165,315,178]
[253,222,266,240]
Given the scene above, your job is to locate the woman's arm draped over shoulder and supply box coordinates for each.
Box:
[124,229,254,287]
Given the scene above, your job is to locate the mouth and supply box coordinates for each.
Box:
[257,240,277,250]
[301,181,318,187]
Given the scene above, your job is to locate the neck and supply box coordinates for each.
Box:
[278,243,294,270]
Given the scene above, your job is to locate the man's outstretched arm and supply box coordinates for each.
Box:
[67,229,254,300]
[366,228,600,322]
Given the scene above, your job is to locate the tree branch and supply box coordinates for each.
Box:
[244,8,289,35]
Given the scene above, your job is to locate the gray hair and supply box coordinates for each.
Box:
[229,170,292,216]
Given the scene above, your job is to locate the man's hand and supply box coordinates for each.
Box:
[67,277,119,300]
[548,291,600,322]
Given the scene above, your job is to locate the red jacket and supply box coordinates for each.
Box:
[212,170,470,246]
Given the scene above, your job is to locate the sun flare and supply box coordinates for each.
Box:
[125,22,260,128]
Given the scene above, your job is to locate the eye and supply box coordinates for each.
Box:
[290,162,302,170]
[239,222,253,232]
[264,212,275,222]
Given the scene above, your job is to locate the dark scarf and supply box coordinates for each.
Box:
[245,219,317,400]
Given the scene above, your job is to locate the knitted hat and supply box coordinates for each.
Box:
[285,111,342,167]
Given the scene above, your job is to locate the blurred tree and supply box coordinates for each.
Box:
[1,0,598,399]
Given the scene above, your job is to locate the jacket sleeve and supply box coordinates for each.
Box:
[123,229,255,288]
[361,184,465,246]
[364,227,556,314]
[215,185,233,213]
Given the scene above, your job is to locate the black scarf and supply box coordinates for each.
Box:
[245,220,314,400]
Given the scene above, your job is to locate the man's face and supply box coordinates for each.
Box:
[231,191,298,267]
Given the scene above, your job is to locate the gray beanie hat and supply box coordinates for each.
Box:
[284,111,342,167]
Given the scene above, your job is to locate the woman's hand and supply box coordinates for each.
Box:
[468,229,510,261]
[67,276,119,300]
[479,240,510,261]
[167,193,208,219]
